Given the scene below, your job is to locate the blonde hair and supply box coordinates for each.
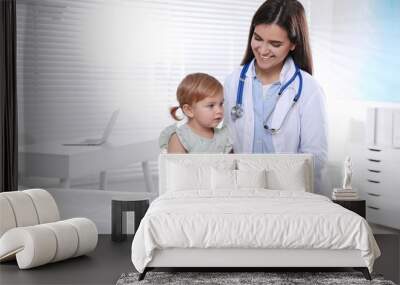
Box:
[170,73,223,121]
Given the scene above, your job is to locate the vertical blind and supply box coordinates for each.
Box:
[16,0,264,184]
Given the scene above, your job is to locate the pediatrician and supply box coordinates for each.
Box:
[224,0,327,192]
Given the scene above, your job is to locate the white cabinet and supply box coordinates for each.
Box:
[359,147,400,229]
[352,107,400,229]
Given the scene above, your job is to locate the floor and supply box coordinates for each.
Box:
[0,235,133,285]
[11,178,400,285]
[1,233,399,285]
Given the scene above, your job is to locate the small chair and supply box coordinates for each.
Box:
[0,189,98,269]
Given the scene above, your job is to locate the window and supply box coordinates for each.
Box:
[17,0,264,189]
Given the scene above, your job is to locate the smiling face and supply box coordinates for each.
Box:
[251,23,296,75]
[183,92,224,131]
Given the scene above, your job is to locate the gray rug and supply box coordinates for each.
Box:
[116,271,396,285]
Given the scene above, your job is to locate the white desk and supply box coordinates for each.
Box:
[19,136,159,191]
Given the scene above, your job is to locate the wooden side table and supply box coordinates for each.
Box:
[111,198,150,242]
[332,199,366,218]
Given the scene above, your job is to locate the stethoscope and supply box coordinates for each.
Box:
[231,61,303,134]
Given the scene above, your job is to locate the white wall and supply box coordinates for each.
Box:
[305,0,400,196]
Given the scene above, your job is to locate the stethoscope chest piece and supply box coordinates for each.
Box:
[231,104,243,120]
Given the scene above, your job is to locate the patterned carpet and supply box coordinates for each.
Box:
[116,271,396,285]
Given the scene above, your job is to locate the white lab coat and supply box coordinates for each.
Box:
[223,57,328,192]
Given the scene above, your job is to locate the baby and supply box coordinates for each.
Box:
[159,73,232,153]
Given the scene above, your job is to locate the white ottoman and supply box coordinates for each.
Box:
[0,189,98,269]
